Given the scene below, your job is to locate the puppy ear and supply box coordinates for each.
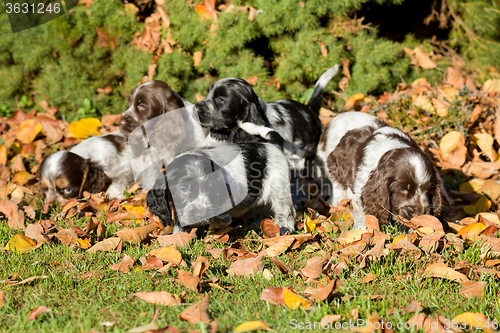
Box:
[238,82,266,125]
[79,159,106,197]
[146,172,173,227]
[164,90,184,112]
[360,167,391,223]
[431,172,443,216]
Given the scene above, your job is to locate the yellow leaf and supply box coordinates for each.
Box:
[414,46,437,69]
[122,204,146,217]
[424,262,469,283]
[440,86,459,101]
[464,196,491,215]
[458,223,488,241]
[282,288,312,309]
[16,120,42,144]
[440,131,463,156]
[234,320,274,332]
[482,79,500,93]
[11,142,21,155]
[193,51,202,67]
[391,234,411,247]
[12,171,32,186]
[413,95,435,113]
[5,234,38,253]
[459,179,484,193]
[304,216,316,233]
[77,238,91,249]
[480,180,500,201]
[148,246,182,265]
[124,3,139,15]
[68,118,102,140]
[472,133,496,161]
[452,312,495,333]
[343,93,365,110]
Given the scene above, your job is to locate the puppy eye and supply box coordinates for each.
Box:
[60,188,73,195]
[138,104,146,111]
[406,183,411,190]
[178,186,189,195]
[215,97,224,104]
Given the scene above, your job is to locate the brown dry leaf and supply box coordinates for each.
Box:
[480,180,500,201]
[263,238,294,257]
[419,232,444,253]
[406,313,451,333]
[259,287,286,305]
[245,75,258,86]
[17,120,42,144]
[177,269,200,291]
[320,42,328,57]
[424,262,469,283]
[179,295,211,324]
[452,312,495,332]
[193,256,209,278]
[193,51,203,67]
[300,255,330,280]
[459,281,486,298]
[336,230,369,246]
[116,224,158,244]
[149,246,182,265]
[0,145,6,165]
[311,279,342,302]
[88,237,121,253]
[0,290,4,308]
[410,215,444,232]
[132,291,180,306]
[404,300,422,313]
[228,252,265,277]
[320,315,341,327]
[1,275,48,286]
[414,46,438,69]
[365,215,379,232]
[55,229,78,245]
[141,256,164,271]
[362,273,377,283]
[24,224,46,244]
[261,219,279,238]
[39,120,62,145]
[0,199,25,229]
[101,114,121,127]
[282,287,312,309]
[110,255,135,273]
[28,306,51,321]
[156,228,196,247]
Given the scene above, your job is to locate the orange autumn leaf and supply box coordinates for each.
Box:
[16,119,42,144]
[0,144,6,165]
[195,0,217,20]
[12,171,32,186]
[193,51,203,67]
[133,291,180,306]
[28,306,51,321]
[68,118,102,140]
[149,246,183,265]
[122,204,146,217]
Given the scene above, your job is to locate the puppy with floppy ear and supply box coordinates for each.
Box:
[40,131,134,207]
[119,80,211,189]
[194,65,339,172]
[147,142,297,234]
[323,112,443,230]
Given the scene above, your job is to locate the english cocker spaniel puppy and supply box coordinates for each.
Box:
[323,112,442,229]
[40,131,133,206]
[146,142,296,235]
[193,65,339,172]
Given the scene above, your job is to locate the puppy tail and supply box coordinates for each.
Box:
[307,64,339,114]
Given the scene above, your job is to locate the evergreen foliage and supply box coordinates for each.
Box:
[0,0,498,118]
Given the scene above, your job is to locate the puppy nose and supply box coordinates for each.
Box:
[119,117,126,127]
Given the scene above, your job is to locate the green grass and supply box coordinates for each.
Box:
[1,220,499,333]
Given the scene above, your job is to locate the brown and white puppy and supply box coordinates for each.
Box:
[323,112,442,229]
[119,80,211,189]
[40,131,133,206]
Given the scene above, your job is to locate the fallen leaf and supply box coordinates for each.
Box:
[459,281,486,298]
[5,234,38,253]
[424,262,469,283]
[177,269,199,291]
[343,93,365,110]
[68,118,102,140]
[459,179,484,193]
[404,300,422,313]
[336,230,368,246]
[17,120,42,144]
[320,315,341,327]
[149,246,182,265]
[28,306,51,321]
[452,312,495,333]
[88,237,121,253]
[458,222,488,241]
[282,287,312,309]
[320,42,328,57]
[0,199,25,229]
[463,196,491,215]
[195,0,217,20]
[362,273,376,283]
[472,133,496,161]
[193,256,209,278]
[116,224,158,244]
[311,279,342,302]
[228,252,265,277]
[110,255,135,273]
[261,219,279,238]
[156,228,196,247]
[193,51,203,67]
[132,291,180,306]
[440,131,463,156]
[300,255,330,280]
[259,287,286,306]
[245,75,258,86]
[480,180,500,201]
[263,238,294,257]
[0,291,3,308]
[414,46,438,69]
[365,215,379,232]
[12,171,32,186]
[122,204,146,217]
[234,320,274,333]
[482,79,500,92]
[55,229,78,245]
[410,215,443,232]
[179,295,211,324]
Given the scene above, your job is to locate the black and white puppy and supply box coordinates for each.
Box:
[40,131,133,206]
[324,112,442,229]
[194,65,339,171]
[146,143,296,234]
[118,80,211,189]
